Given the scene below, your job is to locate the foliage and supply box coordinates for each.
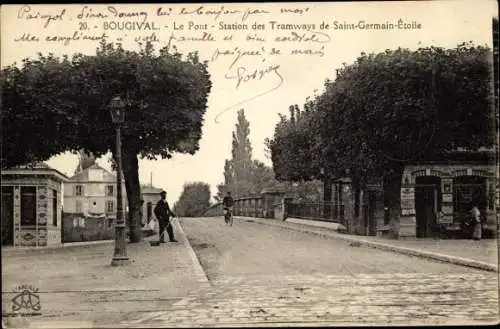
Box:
[1,58,82,169]
[216,109,277,201]
[173,182,211,217]
[268,43,495,225]
[318,44,494,186]
[1,40,212,242]
[266,104,322,183]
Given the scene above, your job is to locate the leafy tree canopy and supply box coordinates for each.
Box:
[269,42,494,189]
[173,182,211,217]
[216,109,277,201]
[1,40,212,242]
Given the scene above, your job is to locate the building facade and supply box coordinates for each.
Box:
[141,185,164,225]
[336,152,498,239]
[398,160,498,238]
[64,163,127,218]
[1,163,68,247]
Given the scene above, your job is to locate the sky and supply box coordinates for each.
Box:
[1,1,497,205]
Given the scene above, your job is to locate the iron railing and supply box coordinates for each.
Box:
[287,202,345,223]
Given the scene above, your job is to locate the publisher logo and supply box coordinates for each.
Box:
[11,285,41,316]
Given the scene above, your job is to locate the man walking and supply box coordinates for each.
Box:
[154,190,177,243]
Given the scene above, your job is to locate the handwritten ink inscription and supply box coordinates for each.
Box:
[9,4,370,116]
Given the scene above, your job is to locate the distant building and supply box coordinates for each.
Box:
[64,163,127,218]
[141,185,164,225]
[1,162,68,247]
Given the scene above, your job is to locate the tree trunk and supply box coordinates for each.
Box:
[121,147,142,243]
[383,165,405,236]
[323,176,332,219]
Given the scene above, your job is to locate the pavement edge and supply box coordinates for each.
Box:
[174,218,211,287]
[2,240,115,257]
[236,216,498,273]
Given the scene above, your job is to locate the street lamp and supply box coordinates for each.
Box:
[109,95,131,266]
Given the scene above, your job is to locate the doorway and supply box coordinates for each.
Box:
[52,189,58,227]
[415,176,441,238]
[20,186,37,227]
[1,186,14,246]
[146,202,153,224]
[363,191,377,236]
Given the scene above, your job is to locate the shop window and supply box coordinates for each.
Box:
[20,186,36,226]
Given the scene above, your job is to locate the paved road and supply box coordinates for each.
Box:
[180,217,485,280]
[2,233,206,327]
[125,217,496,327]
[3,217,498,327]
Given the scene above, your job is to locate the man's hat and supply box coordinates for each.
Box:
[160,190,166,195]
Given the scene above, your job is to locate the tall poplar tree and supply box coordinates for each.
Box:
[216,109,276,200]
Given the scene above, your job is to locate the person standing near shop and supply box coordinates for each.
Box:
[471,205,482,241]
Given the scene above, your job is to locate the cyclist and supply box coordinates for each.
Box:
[222,191,234,226]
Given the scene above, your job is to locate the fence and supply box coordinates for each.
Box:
[203,196,268,218]
[287,202,345,224]
[61,213,116,243]
[203,197,345,223]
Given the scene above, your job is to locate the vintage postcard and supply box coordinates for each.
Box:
[1,1,498,328]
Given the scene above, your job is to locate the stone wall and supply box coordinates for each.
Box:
[61,213,115,243]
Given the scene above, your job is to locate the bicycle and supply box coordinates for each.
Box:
[223,207,233,226]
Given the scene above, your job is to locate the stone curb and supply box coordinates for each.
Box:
[175,218,211,287]
[236,217,498,273]
[1,240,115,257]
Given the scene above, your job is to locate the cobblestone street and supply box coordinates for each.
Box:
[2,217,498,328]
[122,272,498,327]
[120,217,499,327]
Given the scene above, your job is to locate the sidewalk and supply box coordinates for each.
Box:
[2,229,156,257]
[2,219,209,328]
[236,217,498,273]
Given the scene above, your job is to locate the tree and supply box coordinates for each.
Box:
[216,109,276,200]
[266,101,329,213]
[1,60,82,169]
[230,109,253,197]
[317,43,495,225]
[1,40,212,242]
[173,182,211,217]
[268,43,495,226]
[250,159,276,190]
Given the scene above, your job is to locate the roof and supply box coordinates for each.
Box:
[141,185,164,194]
[1,162,69,182]
[69,163,118,182]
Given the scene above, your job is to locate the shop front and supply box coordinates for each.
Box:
[1,163,68,247]
[398,164,497,238]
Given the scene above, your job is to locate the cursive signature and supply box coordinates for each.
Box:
[214,64,284,122]
[17,5,66,28]
[225,64,283,90]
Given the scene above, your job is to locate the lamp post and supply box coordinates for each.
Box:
[109,95,131,266]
